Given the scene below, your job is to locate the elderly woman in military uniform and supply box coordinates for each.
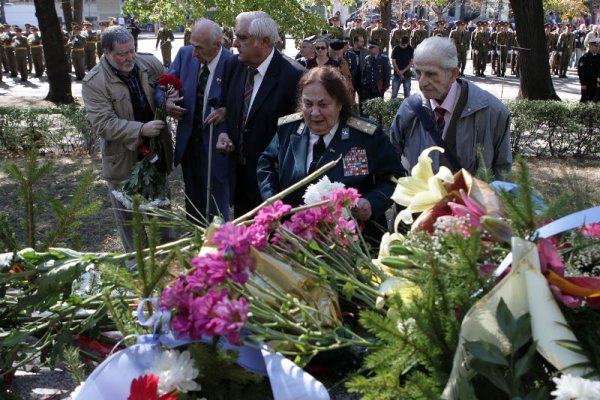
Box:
[257,66,404,240]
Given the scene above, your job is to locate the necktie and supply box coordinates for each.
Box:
[238,67,258,164]
[308,136,326,174]
[194,64,210,129]
[435,107,447,129]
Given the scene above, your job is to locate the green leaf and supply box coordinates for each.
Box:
[341,281,356,301]
[464,340,509,366]
[496,298,518,341]
[524,386,550,400]
[457,377,478,400]
[470,359,510,394]
[514,340,538,379]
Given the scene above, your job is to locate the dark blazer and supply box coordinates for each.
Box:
[220,50,305,215]
[257,114,404,224]
[155,46,234,220]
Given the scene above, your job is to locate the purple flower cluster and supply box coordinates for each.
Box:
[159,191,360,344]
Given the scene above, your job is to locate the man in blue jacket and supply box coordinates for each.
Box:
[157,19,234,223]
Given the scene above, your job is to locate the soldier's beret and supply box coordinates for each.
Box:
[330,39,347,50]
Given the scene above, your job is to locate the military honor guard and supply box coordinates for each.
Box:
[183,20,193,46]
[370,17,389,54]
[349,17,368,49]
[410,19,429,49]
[27,26,44,77]
[472,21,491,76]
[96,22,107,59]
[327,15,344,40]
[82,21,99,71]
[390,20,411,50]
[449,20,470,77]
[12,26,29,81]
[155,22,174,68]
[69,24,87,80]
[494,22,513,77]
[432,20,449,37]
[557,23,576,77]
[2,25,17,77]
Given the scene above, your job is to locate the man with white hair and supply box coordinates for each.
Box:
[156,19,234,223]
[210,11,304,216]
[390,36,511,178]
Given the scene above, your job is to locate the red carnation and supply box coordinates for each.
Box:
[158,74,183,91]
[128,374,177,400]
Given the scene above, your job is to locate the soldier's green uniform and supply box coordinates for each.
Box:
[557,27,575,77]
[449,23,470,76]
[12,29,29,81]
[70,27,87,80]
[548,28,560,75]
[183,22,193,46]
[410,27,428,49]
[327,17,344,41]
[155,26,174,68]
[350,26,368,48]
[0,27,6,76]
[494,26,512,77]
[62,28,72,72]
[2,29,17,77]
[432,21,449,38]
[473,27,490,76]
[96,23,107,59]
[390,25,411,49]
[27,28,44,77]
[82,25,99,70]
[222,26,233,50]
[370,26,389,54]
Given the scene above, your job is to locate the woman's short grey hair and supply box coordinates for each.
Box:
[413,37,458,70]
[236,11,280,47]
[194,18,223,43]
[101,26,134,51]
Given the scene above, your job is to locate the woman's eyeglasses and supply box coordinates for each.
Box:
[315,46,327,50]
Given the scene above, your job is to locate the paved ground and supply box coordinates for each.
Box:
[0,32,583,107]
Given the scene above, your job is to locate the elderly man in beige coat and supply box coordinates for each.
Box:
[83,25,174,253]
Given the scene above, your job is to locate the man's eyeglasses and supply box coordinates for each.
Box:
[315,46,327,50]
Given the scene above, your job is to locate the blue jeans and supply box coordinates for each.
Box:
[392,75,411,99]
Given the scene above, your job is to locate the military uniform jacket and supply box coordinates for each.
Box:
[12,35,28,50]
[495,31,512,52]
[410,29,428,48]
[327,26,344,40]
[82,31,99,51]
[27,33,42,47]
[156,29,174,47]
[257,113,404,221]
[363,53,391,90]
[557,32,575,52]
[390,28,411,48]
[450,29,470,52]
[349,27,368,46]
[2,32,14,47]
[371,27,389,50]
[70,34,86,50]
[577,51,600,99]
[473,31,490,52]
[432,28,449,37]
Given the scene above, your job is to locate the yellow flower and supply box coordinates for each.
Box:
[391,146,454,226]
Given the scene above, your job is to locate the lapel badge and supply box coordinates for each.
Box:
[296,122,305,135]
[216,77,222,85]
[341,127,350,140]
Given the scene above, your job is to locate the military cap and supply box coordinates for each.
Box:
[544,22,552,28]
[330,39,347,50]
[368,40,380,48]
[13,26,22,32]
[83,20,92,26]
[435,20,446,25]
[418,19,427,24]
[303,35,316,43]
[25,23,31,28]
[99,21,108,27]
[455,20,466,26]
[72,24,82,30]
[476,21,483,26]
[31,26,39,30]
[354,16,363,21]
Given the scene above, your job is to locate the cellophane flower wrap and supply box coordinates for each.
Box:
[113,74,183,209]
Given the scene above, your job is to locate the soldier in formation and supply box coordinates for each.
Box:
[97,22,107,59]
[24,24,33,73]
[410,19,428,49]
[82,21,99,71]
[494,22,513,77]
[12,26,29,81]
[449,20,470,77]
[472,21,491,77]
[27,26,44,77]
[432,20,449,37]
[327,16,344,40]
[155,21,174,68]
[390,20,411,50]
[183,20,193,46]
[370,17,389,54]
[349,17,368,48]
[2,25,17,77]
[69,24,87,81]
[557,23,576,77]
[0,25,4,80]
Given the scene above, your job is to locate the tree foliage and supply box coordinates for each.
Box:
[543,0,590,18]
[122,0,332,38]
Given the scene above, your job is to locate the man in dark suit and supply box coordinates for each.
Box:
[211,11,304,217]
[157,19,234,223]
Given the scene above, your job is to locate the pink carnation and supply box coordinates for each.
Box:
[206,296,249,344]
[580,222,600,238]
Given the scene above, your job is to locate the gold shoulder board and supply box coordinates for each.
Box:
[346,116,377,135]
[277,112,303,126]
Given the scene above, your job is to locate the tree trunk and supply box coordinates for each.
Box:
[73,0,83,25]
[62,0,74,29]
[34,0,74,104]
[509,0,560,100]
[0,0,6,25]
[380,0,392,36]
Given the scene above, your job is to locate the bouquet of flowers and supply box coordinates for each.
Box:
[113,74,182,210]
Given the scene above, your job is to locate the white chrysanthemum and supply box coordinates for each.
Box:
[551,374,600,400]
[148,349,200,394]
[303,176,345,205]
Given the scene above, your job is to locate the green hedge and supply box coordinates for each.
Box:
[0,106,94,154]
[363,98,600,157]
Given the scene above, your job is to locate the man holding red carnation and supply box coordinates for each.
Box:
[83,25,174,252]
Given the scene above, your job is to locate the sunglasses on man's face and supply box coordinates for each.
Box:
[315,46,328,50]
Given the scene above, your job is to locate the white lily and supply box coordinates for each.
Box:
[391,146,454,226]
